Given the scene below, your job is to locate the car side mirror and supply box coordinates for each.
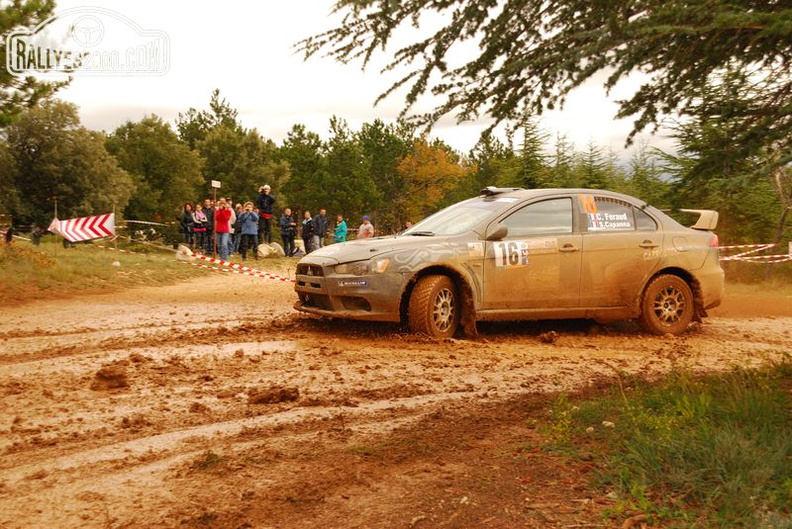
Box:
[485,224,508,241]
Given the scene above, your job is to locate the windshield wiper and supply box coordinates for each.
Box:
[407,231,435,236]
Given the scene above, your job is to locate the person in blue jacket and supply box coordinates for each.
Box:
[238,202,260,260]
[333,214,347,243]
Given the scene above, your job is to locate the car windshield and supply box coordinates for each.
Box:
[402,197,509,236]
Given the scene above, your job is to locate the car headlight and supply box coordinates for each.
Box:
[335,261,369,275]
[334,258,391,275]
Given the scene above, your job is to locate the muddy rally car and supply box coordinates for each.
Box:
[294,187,724,338]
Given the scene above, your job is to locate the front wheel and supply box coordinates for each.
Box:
[638,275,694,335]
[408,275,459,338]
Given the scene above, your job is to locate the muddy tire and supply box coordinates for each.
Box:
[408,275,459,338]
[638,274,694,335]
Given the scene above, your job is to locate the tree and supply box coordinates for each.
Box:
[395,138,471,225]
[547,133,577,188]
[279,123,326,209]
[0,1,67,127]
[179,90,288,203]
[106,116,203,221]
[301,1,792,168]
[322,116,380,222]
[357,118,414,229]
[624,141,670,206]
[0,141,20,216]
[176,89,242,149]
[463,133,517,197]
[5,100,134,225]
[574,140,611,190]
[513,116,550,189]
[662,74,782,244]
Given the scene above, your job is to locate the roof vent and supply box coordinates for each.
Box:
[479,186,524,197]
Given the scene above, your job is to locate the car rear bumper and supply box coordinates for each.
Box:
[697,254,725,310]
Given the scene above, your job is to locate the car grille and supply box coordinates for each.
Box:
[297,264,324,276]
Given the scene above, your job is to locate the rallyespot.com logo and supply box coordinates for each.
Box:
[6,7,169,77]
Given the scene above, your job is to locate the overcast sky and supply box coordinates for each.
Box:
[38,0,670,158]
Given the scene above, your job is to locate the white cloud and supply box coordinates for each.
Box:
[50,0,672,159]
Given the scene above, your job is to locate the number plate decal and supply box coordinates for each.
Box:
[493,238,558,268]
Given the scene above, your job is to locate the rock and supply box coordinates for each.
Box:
[175,244,195,261]
[90,365,129,391]
[189,401,210,413]
[257,243,285,258]
[248,386,299,405]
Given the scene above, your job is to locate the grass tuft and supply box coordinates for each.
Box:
[544,359,792,527]
[0,237,208,305]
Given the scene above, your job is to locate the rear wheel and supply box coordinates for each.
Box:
[408,275,459,338]
[638,274,694,335]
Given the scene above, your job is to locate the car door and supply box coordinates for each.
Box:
[576,193,662,307]
[482,197,582,310]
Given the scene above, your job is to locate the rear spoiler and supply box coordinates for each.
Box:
[679,209,719,231]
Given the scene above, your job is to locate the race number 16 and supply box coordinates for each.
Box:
[494,241,528,268]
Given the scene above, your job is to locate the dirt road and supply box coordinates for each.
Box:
[1,273,790,528]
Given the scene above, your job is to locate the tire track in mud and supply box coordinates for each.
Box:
[1,277,791,528]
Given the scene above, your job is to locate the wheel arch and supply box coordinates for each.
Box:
[643,267,705,322]
[399,265,478,336]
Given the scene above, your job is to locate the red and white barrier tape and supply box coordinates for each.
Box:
[718,243,775,250]
[191,253,294,282]
[719,243,791,263]
[91,243,140,254]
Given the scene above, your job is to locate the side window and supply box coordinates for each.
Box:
[578,195,635,231]
[502,198,573,236]
[634,207,658,231]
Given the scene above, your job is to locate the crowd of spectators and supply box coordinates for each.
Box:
[177,185,372,260]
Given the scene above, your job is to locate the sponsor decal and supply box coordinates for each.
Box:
[338,279,368,287]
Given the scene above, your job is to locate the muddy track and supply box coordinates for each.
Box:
[1,274,790,528]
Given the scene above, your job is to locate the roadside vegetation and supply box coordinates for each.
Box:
[0,237,209,305]
[542,361,792,528]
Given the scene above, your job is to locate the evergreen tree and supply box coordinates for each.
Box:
[0,1,67,127]
[662,73,782,243]
[279,123,326,211]
[323,117,381,224]
[301,1,792,167]
[357,118,414,229]
[106,116,203,221]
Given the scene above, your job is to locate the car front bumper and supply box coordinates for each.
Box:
[294,263,405,322]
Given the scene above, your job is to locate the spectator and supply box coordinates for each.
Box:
[358,215,375,239]
[334,214,347,243]
[256,185,276,244]
[226,198,238,257]
[192,204,208,251]
[238,202,260,260]
[233,203,243,254]
[179,202,195,247]
[312,208,328,250]
[301,210,314,254]
[203,199,215,254]
[31,226,44,246]
[214,198,232,260]
[280,207,297,257]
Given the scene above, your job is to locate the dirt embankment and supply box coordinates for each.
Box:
[1,275,790,528]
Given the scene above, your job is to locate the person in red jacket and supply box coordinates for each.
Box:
[214,198,233,260]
